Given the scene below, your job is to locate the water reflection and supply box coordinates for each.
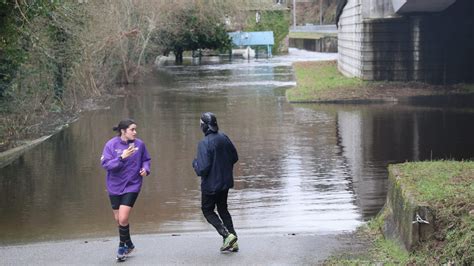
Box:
[1,51,473,245]
[303,102,474,218]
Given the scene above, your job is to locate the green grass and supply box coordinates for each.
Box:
[288,31,336,40]
[460,83,474,93]
[372,237,410,264]
[286,61,364,102]
[393,161,473,203]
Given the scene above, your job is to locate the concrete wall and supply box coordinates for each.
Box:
[337,0,397,78]
[362,17,416,81]
[337,0,364,78]
[362,0,396,18]
[338,0,474,84]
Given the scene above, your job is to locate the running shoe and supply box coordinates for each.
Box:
[125,244,135,256]
[116,246,127,261]
[229,241,239,252]
[220,233,237,252]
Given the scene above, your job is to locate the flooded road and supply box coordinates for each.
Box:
[1,49,473,245]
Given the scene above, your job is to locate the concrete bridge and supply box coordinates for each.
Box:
[337,0,473,84]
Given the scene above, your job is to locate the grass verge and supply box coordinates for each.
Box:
[461,83,474,93]
[326,161,473,265]
[286,61,364,102]
[287,61,474,103]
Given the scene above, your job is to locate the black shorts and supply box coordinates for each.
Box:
[109,192,139,210]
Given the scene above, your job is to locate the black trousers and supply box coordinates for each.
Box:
[201,189,236,238]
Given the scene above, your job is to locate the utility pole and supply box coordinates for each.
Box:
[293,0,296,29]
[320,0,323,25]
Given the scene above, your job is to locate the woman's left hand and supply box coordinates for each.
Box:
[139,168,148,176]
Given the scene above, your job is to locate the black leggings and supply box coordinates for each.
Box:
[201,189,236,238]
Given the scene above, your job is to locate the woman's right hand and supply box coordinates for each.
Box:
[121,145,136,159]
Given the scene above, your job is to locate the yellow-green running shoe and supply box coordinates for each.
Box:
[229,241,239,252]
[220,233,237,251]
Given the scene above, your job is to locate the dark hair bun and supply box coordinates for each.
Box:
[113,119,136,135]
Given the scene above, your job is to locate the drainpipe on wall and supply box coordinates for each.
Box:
[412,16,421,81]
[293,0,296,29]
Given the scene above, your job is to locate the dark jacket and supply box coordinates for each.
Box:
[193,132,238,195]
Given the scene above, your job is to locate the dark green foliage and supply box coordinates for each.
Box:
[0,1,25,97]
[154,6,231,63]
[0,0,84,149]
[0,0,71,98]
[244,11,290,55]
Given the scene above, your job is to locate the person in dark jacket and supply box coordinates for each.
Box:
[192,112,239,252]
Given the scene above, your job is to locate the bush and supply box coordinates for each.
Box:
[244,10,290,55]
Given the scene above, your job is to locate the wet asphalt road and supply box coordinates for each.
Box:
[0,231,364,265]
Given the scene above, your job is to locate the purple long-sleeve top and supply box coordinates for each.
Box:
[100,136,151,196]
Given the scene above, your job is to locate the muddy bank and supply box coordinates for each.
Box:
[0,94,119,168]
[304,82,472,104]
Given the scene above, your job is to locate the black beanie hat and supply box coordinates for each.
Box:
[200,112,219,132]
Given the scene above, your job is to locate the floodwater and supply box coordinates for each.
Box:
[1,49,473,245]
